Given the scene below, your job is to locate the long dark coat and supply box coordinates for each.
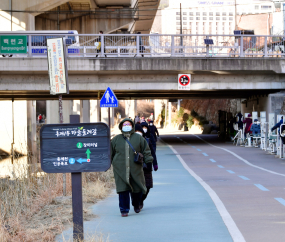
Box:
[111,118,153,194]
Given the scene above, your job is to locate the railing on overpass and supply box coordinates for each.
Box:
[1,34,285,58]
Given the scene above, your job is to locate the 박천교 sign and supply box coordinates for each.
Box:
[40,123,111,173]
[0,35,27,54]
[47,38,69,95]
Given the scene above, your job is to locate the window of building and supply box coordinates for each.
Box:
[261,5,271,9]
[229,12,233,16]
[183,12,187,15]
[223,17,226,20]
[196,12,200,16]
[203,12,207,16]
[176,17,180,20]
[183,26,187,29]
[176,22,180,25]
[183,17,187,20]
[196,17,200,20]
[222,12,226,16]
[255,5,259,10]
[183,22,187,25]
[216,12,220,16]
[189,17,193,20]
[216,17,220,20]
[176,31,180,34]
[229,17,233,21]
[203,17,207,20]
[222,22,225,26]
[176,12,180,15]
[209,12,213,16]
[189,12,194,16]
[209,17,213,20]
[176,27,180,30]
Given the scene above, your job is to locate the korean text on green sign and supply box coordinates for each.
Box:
[0,35,27,54]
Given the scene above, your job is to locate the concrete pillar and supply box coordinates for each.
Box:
[90,100,101,122]
[101,108,109,124]
[80,100,90,123]
[27,100,37,159]
[168,101,172,128]
[62,100,72,123]
[72,100,81,115]
[46,100,59,124]
[177,99,181,111]
[125,100,137,119]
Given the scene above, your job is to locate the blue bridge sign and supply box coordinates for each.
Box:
[100,87,118,108]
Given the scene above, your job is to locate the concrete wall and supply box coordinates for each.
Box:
[0,101,28,155]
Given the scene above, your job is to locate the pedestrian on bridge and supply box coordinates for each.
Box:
[111,118,153,217]
[134,123,158,210]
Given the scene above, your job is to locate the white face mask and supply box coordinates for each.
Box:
[135,131,143,136]
[143,128,148,133]
[150,123,153,126]
[254,122,257,125]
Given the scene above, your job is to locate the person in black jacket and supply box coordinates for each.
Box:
[134,123,158,210]
[148,120,159,144]
[141,121,157,152]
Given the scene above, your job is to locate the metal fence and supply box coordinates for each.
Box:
[1,34,285,58]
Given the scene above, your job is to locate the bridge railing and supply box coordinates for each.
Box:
[1,34,285,58]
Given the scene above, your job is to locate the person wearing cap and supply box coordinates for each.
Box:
[250,119,261,136]
[111,118,153,217]
[134,123,158,210]
[148,120,159,145]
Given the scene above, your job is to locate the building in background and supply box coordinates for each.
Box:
[152,0,275,36]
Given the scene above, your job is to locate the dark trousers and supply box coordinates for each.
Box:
[141,187,150,203]
[118,191,142,214]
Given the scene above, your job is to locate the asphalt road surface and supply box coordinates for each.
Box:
[58,133,285,242]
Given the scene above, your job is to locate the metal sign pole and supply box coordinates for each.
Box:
[59,94,66,196]
[108,107,111,129]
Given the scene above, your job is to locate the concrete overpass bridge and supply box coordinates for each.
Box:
[0,57,284,100]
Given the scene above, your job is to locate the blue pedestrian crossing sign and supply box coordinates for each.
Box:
[100,87,118,108]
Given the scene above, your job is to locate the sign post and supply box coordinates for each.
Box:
[47,37,70,195]
[100,87,119,129]
[40,122,111,241]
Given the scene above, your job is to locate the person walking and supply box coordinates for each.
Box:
[111,118,153,217]
[134,123,158,210]
[250,119,261,136]
[141,121,157,152]
[38,114,42,123]
[148,120,159,143]
[243,114,252,138]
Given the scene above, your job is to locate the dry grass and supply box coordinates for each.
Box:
[0,161,114,242]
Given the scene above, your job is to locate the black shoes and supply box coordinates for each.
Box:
[134,207,141,213]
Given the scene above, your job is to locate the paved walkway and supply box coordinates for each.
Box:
[57,141,233,242]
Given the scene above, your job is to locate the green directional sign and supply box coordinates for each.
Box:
[0,35,27,54]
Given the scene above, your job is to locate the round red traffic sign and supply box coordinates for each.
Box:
[179,75,190,86]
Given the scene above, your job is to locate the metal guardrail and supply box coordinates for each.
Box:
[1,34,285,58]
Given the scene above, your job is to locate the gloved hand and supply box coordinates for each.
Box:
[153,165,158,171]
[271,128,273,132]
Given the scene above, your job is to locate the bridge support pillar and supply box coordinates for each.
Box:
[27,100,37,161]
[80,100,90,123]
[46,100,73,124]
[125,100,137,120]
[168,101,172,128]
[90,100,101,122]
[101,108,114,127]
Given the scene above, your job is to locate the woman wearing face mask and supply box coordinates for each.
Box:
[135,124,158,210]
[111,118,153,217]
[141,122,157,153]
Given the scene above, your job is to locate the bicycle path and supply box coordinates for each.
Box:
[57,141,234,242]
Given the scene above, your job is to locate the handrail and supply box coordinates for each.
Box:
[0,33,284,58]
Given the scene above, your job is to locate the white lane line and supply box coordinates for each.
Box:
[202,153,209,157]
[239,176,250,181]
[210,159,216,163]
[165,143,245,242]
[275,198,285,206]
[254,184,269,191]
[227,170,235,174]
[193,134,285,177]
[217,165,225,168]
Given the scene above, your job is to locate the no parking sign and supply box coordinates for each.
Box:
[178,74,191,90]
